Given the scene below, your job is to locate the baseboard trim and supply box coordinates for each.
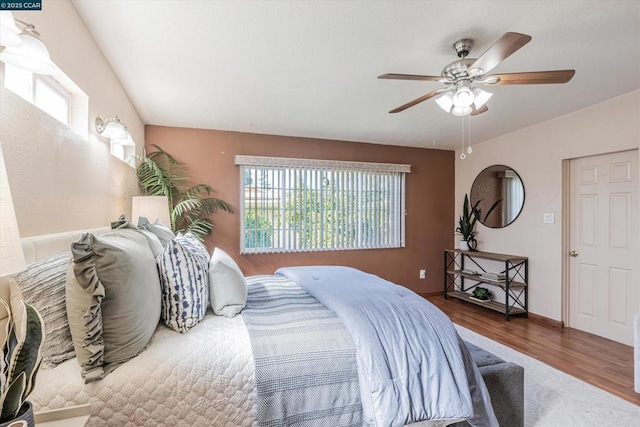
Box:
[418,291,444,298]
[528,312,565,329]
[421,292,565,328]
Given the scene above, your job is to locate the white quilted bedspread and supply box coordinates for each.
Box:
[31,313,256,427]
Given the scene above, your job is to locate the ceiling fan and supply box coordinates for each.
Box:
[378,32,575,116]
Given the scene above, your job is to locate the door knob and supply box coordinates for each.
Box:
[570,250,579,257]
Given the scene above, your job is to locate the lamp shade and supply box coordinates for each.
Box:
[0,31,55,75]
[452,86,474,108]
[451,106,472,116]
[95,116,136,146]
[0,146,26,277]
[131,196,171,227]
[110,130,135,146]
[99,120,128,140]
[472,88,493,109]
[0,12,22,48]
[435,92,454,113]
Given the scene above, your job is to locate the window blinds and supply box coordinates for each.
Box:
[235,156,410,254]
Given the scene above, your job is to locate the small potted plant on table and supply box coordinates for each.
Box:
[456,194,479,251]
[456,194,501,251]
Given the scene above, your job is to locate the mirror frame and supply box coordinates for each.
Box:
[470,164,525,229]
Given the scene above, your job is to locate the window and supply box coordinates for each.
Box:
[108,141,136,166]
[236,155,410,254]
[4,63,70,125]
[3,63,89,137]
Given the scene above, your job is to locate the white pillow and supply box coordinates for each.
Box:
[208,248,247,317]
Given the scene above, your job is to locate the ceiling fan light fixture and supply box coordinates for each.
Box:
[472,88,493,109]
[451,106,472,117]
[452,85,474,108]
[435,92,454,113]
[380,32,574,117]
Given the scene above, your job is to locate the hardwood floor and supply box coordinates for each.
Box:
[427,295,640,406]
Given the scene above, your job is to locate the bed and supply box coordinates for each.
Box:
[1,226,517,427]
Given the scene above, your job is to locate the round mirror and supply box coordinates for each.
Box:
[470,165,525,228]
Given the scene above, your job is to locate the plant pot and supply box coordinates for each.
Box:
[0,402,35,427]
[459,240,470,251]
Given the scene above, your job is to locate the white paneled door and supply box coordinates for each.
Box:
[569,150,638,345]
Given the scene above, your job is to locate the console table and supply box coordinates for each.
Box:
[444,249,528,320]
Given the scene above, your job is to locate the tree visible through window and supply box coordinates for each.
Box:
[236,156,409,254]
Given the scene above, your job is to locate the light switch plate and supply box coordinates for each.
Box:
[543,213,555,224]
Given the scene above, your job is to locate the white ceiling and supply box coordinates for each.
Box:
[71,0,640,150]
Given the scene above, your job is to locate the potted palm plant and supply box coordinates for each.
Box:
[135,145,233,241]
[0,298,44,427]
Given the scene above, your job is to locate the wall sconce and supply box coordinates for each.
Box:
[0,11,55,75]
[95,116,135,146]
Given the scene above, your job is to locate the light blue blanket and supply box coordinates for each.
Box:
[276,266,498,427]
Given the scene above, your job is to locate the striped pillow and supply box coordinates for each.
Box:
[14,252,75,368]
[158,234,210,333]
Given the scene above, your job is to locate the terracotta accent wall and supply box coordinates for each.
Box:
[146,126,454,294]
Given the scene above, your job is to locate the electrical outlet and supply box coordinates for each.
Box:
[419,270,426,279]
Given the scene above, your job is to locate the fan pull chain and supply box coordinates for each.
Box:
[467,114,473,154]
[460,115,466,160]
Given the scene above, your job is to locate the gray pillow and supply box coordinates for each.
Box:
[13,252,75,368]
[112,215,163,257]
[66,228,161,382]
[208,248,247,317]
[138,216,175,247]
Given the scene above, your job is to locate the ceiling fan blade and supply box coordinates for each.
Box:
[389,88,447,113]
[483,70,576,85]
[471,105,488,116]
[378,73,447,82]
[468,32,532,75]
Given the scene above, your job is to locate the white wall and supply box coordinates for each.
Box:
[455,90,640,321]
[0,1,143,237]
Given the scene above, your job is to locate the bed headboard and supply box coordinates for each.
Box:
[0,226,111,314]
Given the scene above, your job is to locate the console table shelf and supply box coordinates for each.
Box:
[444,250,528,320]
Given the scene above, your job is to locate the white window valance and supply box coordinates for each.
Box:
[234,155,411,174]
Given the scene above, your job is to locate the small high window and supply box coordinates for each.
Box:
[4,63,70,125]
[3,63,88,137]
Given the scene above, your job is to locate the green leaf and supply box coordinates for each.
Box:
[457,194,478,240]
[7,304,43,401]
[0,371,25,421]
[181,218,214,241]
[483,199,503,222]
[135,145,232,239]
[24,357,41,398]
